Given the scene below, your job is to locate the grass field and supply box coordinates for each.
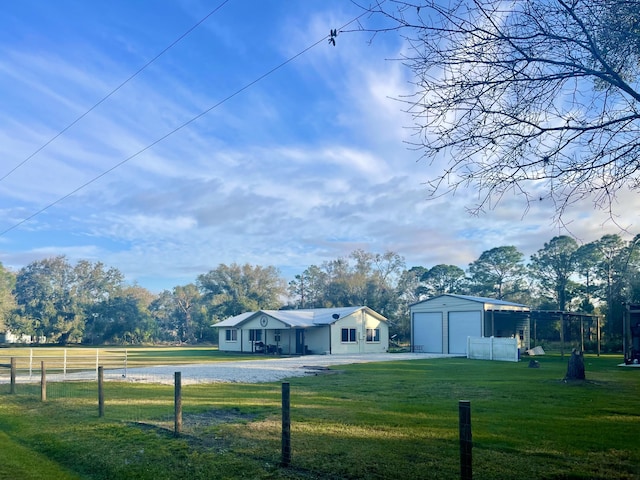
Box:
[0,349,637,479]
[0,346,255,374]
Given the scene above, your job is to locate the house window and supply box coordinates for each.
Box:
[341,328,356,343]
[274,330,281,342]
[366,328,380,342]
[250,329,262,342]
[225,329,237,342]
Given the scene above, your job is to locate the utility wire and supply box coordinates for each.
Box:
[0,0,231,184]
[0,11,369,237]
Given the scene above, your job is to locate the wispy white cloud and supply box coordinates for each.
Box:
[0,1,638,291]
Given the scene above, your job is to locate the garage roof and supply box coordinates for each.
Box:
[411,294,529,311]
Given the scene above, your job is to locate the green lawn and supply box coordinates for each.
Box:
[0,352,637,479]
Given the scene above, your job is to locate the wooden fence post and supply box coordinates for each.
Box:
[174,372,182,437]
[98,366,104,417]
[281,382,291,466]
[40,361,46,402]
[10,357,16,394]
[459,400,472,480]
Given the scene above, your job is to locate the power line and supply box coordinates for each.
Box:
[0,12,368,237]
[0,0,231,184]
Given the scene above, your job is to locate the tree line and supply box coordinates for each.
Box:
[0,233,639,347]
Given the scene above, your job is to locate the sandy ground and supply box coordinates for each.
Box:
[17,352,458,385]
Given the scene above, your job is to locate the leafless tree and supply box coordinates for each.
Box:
[356,0,640,222]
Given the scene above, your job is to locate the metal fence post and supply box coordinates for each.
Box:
[281,382,291,466]
[98,366,104,417]
[459,400,472,480]
[174,372,182,436]
[10,357,16,394]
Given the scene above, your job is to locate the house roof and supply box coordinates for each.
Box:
[411,294,529,310]
[214,306,386,329]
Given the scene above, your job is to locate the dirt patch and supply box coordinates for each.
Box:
[130,408,260,450]
[302,366,344,377]
[183,407,260,428]
[133,407,259,431]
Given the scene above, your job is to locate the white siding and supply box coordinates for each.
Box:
[448,311,482,354]
[217,307,388,355]
[410,295,530,356]
[218,328,242,352]
[361,313,388,354]
[411,296,485,354]
[330,312,362,354]
[305,327,330,354]
[412,312,443,353]
[329,311,388,354]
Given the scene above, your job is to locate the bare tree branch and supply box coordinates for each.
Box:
[356,0,640,221]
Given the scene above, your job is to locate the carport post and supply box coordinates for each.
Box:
[281,382,291,466]
[459,400,472,480]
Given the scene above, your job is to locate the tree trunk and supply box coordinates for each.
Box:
[565,349,585,381]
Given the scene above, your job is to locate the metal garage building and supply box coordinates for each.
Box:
[410,294,530,354]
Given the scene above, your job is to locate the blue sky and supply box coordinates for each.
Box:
[1,0,638,292]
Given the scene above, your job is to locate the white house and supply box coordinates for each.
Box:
[0,330,42,344]
[409,294,530,355]
[214,306,389,355]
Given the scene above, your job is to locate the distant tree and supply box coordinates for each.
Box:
[149,290,178,342]
[288,265,329,309]
[288,250,407,336]
[573,242,602,313]
[198,263,286,319]
[360,0,640,222]
[344,250,405,314]
[592,234,626,334]
[393,266,429,341]
[421,264,466,296]
[367,250,406,320]
[172,284,202,343]
[396,266,429,304]
[468,246,526,300]
[0,263,16,332]
[72,260,123,305]
[319,250,405,314]
[529,236,579,310]
[13,256,83,343]
[87,285,154,344]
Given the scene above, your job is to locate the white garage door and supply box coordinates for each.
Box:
[448,311,482,354]
[413,312,443,353]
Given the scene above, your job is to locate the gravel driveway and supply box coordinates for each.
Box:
[85,352,458,385]
[0,353,456,385]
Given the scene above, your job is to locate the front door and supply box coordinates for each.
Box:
[295,329,305,354]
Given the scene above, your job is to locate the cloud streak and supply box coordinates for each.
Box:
[0,1,638,292]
